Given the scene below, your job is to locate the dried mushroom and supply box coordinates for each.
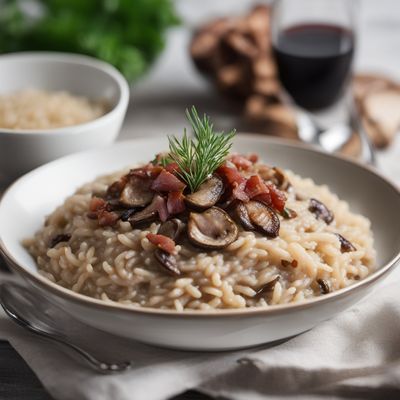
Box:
[157,219,185,241]
[309,198,334,224]
[120,176,153,208]
[281,207,297,220]
[106,177,127,199]
[238,200,280,238]
[336,234,356,253]
[317,278,330,294]
[128,195,165,227]
[255,276,280,297]
[50,233,71,248]
[120,209,136,222]
[188,207,238,249]
[154,249,180,276]
[234,202,256,231]
[272,167,291,191]
[185,175,224,210]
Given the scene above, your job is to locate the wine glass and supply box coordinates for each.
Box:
[271,0,359,150]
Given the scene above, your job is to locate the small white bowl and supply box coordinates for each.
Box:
[0,136,399,351]
[0,52,129,183]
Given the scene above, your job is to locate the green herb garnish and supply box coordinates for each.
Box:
[168,107,235,193]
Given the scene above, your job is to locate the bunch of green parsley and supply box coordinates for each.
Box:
[0,0,180,81]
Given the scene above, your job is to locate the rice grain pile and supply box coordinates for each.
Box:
[24,166,376,311]
[0,88,107,130]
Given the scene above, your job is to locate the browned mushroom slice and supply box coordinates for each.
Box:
[185,175,224,210]
[336,234,356,253]
[128,195,164,227]
[50,233,71,248]
[255,276,280,297]
[120,208,136,222]
[241,201,280,238]
[309,198,334,224]
[157,219,185,241]
[281,207,297,220]
[317,278,331,294]
[120,176,154,208]
[105,198,126,211]
[154,249,180,276]
[106,176,128,200]
[234,202,255,231]
[272,167,291,191]
[188,207,238,249]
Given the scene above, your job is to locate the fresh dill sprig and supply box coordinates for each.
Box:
[168,106,235,192]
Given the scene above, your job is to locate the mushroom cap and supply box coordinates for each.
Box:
[157,218,185,241]
[185,175,224,210]
[120,176,153,208]
[309,198,334,224]
[237,200,280,238]
[188,206,238,249]
[154,249,180,276]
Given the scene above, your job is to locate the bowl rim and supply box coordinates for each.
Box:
[1,134,399,318]
[0,52,130,136]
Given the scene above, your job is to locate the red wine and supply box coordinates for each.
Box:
[273,24,354,110]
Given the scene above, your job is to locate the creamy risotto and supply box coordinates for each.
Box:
[24,157,375,311]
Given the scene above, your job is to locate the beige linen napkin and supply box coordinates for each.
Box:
[1,271,400,400]
[201,278,400,399]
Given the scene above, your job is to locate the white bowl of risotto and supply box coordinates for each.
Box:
[0,52,129,183]
[0,135,399,351]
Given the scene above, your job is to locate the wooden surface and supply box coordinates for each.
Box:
[0,339,213,400]
[0,341,52,400]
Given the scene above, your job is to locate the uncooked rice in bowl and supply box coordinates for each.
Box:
[0,88,107,130]
[24,162,376,311]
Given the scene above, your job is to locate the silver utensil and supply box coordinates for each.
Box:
[0,282,132,373]
[349,100,376,165]
[297,98,376,165]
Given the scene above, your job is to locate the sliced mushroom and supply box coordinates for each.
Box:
[234,202,256,231]
[50,233,71,248]
[106,176,127,200]
[120,208,136,222]
[185,175,224,210]
[188,207,238,249]
[317,278,331,294]
[120,176,154,208]
[255,276,280,297]
[309,198,334,224]
[336,234,356,253]
[105,198,126,211]
[157,218,185,241]
[154,249,180,276]
[238,200,280,238]
[217,195,236,210]
[281,207,297,220]
[272,167,291,191]
[128,195,164,227]
[256,165,275,181]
